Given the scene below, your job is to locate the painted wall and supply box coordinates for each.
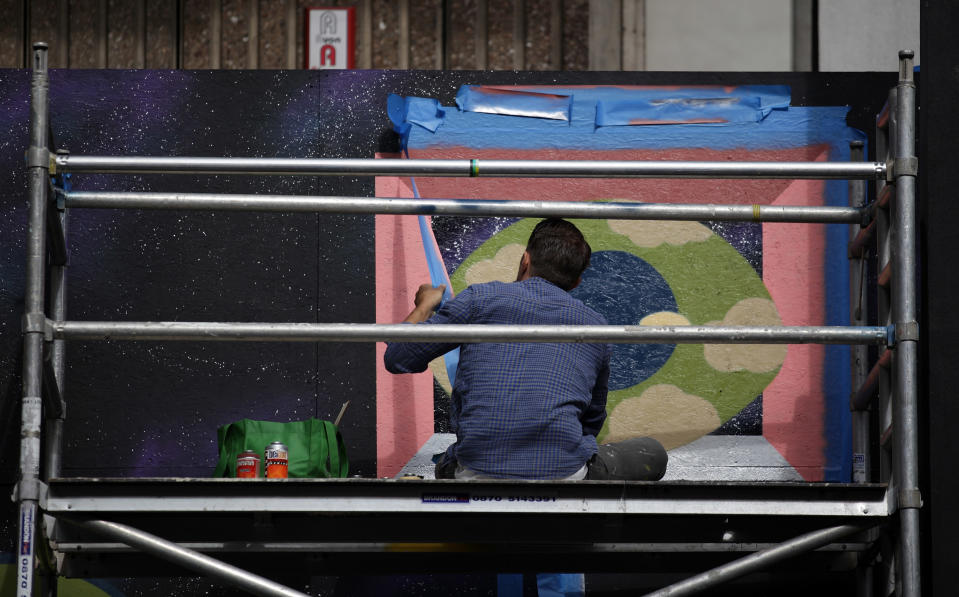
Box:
[0,68,893,594]
[377,85,865,482]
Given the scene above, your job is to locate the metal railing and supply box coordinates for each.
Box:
[17,42,920,597]
[53,154,887,179]
[62,190,866,222]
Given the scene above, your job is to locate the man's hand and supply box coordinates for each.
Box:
[403,284,446,323]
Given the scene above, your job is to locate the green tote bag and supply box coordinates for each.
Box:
[213,418,349,478]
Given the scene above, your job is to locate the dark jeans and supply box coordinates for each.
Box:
[434,436,668,481]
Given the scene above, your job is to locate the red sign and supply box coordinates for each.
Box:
[306,7,355,69]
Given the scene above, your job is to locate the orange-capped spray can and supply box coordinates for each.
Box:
[236,450,260,478]
[265,442,289,478]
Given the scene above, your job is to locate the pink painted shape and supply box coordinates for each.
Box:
[406,147,824,204]
[375,162,436,478]
[375,144,835,480]
[761,149,830,481]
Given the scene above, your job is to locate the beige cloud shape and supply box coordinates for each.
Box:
[429,356,453,395]
[639,311,691,326]
[606,384,720,450]
[464,243,526,287]
[703,297,787,373]
[609,220,713,248]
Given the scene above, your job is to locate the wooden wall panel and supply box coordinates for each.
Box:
[258,0,287,68]
[107,0,140,68]
[182,0,213,68]
[0,0,24,67]
[0,0,622,72]
[285,0,297,68]
[67,0,101,67]
[409,0,441,69]
[354,0,372,69]
[294,0,309,69]
[29,0,64,67]
[371,0,400,69]
[487,0,514,69]
[525,0,551,70]
[221,0,250,69]
[398,0,409,69]
[146,0,177,69]
[248,0,258,68]
[447,0,478,69]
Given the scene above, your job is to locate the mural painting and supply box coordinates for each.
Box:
[377,85,863,482]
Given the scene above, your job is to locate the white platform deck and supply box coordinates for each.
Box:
[396,433,804,481]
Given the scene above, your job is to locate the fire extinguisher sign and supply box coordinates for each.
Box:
[306,7,355,69]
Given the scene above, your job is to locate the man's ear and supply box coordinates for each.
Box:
[516,251,531,281]
[569,276,582,290]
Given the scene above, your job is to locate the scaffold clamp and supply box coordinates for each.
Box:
[21,314,52,341]
[895,321,920,343]
[891,157,918,180]
[899,489,922,510]
[12,479,48,503]
[25,146,49,170]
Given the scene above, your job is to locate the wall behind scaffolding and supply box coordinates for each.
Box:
[0,68,894,595]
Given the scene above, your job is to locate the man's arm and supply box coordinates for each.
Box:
[581,348,610,437]
[383,284,467,374]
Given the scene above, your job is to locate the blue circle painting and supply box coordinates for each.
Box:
[571,251,677,390]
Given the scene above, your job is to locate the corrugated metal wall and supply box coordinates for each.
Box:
[0,0,621,70]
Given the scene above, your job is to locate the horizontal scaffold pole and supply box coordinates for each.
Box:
[55,155,887,180]
[51,321,890,345]
[63,191,865,224]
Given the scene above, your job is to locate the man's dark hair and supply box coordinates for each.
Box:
[525,218,592,291]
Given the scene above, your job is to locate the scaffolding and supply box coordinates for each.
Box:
[15,43,919,596]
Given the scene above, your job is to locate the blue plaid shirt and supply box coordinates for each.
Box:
[384,277,611,479]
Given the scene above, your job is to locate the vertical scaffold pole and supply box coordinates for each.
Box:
[891,50,920,597]
[878,88,896,489]
[45,166,68,480]
[849,140,870,485]
[41,170,67,597]
[18,42,50,597]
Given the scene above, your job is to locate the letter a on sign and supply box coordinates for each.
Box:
[306,7,355,69]
[320,45,336,66]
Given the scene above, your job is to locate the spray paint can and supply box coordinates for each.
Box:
[236,450,260,478]
[265,442,289,478]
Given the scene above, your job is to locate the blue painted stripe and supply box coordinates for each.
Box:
[408,107,855,152]
[407,160,460,386]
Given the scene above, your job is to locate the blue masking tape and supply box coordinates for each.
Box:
[388,94,447,149]
[404,150,460,386]
[595,85,790,126]
[456,85,572,121]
